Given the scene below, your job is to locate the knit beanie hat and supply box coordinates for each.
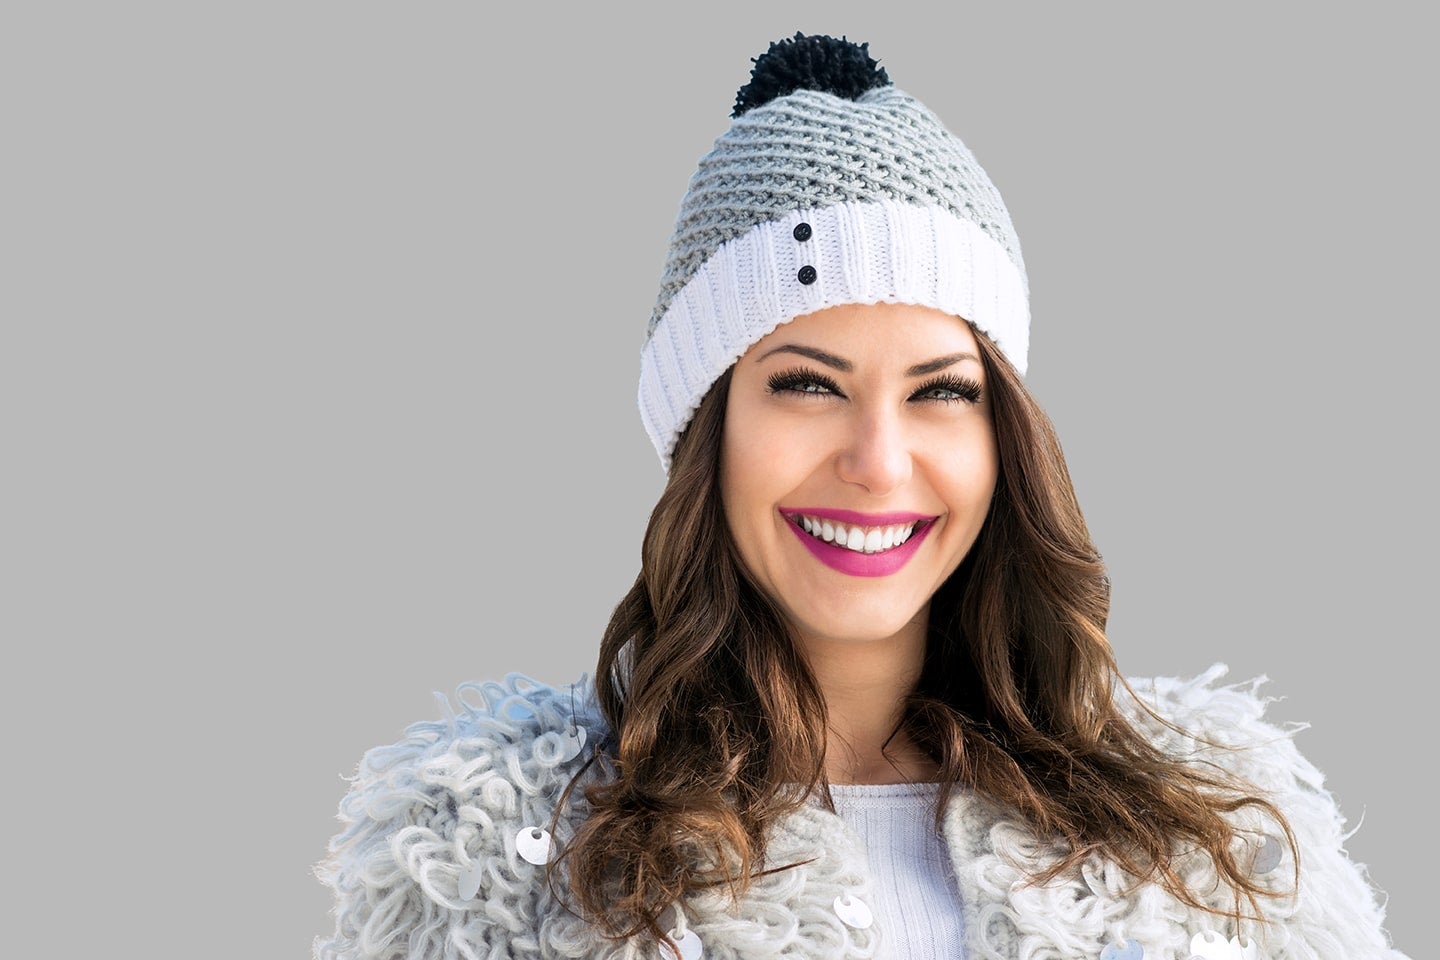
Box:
[637,32,1030,473]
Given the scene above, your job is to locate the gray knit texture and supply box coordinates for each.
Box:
[645,84,1029,342]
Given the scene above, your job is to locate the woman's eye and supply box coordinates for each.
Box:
[789,379,835,395]
[913,375,983,405]
[765,368,842,397]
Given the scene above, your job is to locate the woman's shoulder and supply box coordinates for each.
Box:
[326,672,607,822]
[1113,662,1343,842]
[1112,663,1407,958]
[312,673,606,960]
[1117,662,1299,748]
[1113,662,1320,796]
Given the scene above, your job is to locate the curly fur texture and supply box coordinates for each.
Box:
[313,667,1408,959]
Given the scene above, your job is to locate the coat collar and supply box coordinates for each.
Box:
[525,673,1280,960]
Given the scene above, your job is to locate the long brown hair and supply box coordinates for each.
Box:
[555,320,1293,949]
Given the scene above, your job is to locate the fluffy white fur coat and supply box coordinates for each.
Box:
[313,665,1407,959]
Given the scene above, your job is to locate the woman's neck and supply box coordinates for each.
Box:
[800,613,939,785]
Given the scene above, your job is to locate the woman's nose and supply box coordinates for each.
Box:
[835,408,913,495]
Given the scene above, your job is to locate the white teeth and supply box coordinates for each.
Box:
[794,514,922,554]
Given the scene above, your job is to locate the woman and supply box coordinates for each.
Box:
[314,33,1406,960]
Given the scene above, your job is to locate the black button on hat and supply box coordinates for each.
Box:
[793,222,812,241]
[797,265,817,284]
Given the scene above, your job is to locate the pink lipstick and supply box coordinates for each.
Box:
[779,507,938,578]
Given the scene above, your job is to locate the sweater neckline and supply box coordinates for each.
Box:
[824,780,948,800]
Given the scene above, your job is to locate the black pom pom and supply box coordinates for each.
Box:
[731,32,891,118]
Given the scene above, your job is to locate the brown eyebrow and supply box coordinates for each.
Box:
[755,343,980,376]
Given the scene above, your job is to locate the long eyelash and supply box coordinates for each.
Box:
[766,366,983,405]
[765,366,841,396]
[912,374,984,404]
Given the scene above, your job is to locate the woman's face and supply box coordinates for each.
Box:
[720,302,999,647]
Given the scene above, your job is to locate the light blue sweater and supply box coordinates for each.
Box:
[828,782,966,959]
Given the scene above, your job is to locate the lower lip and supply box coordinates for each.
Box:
[784,515,935,578]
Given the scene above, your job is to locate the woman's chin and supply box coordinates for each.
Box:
[785,608,927,648]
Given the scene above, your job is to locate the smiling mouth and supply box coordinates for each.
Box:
[786,513,936,555]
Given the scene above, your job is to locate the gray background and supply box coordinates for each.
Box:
[3,3,1427,957]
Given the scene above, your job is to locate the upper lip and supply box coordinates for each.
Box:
[780,507,938,526]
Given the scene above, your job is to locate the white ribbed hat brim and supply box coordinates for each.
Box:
[638,198,1030,472]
